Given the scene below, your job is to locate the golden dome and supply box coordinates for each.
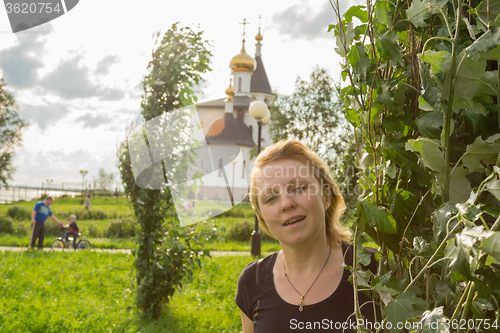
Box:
[255,28,263,43]
[225,79,235,101]
[229,40,256,72]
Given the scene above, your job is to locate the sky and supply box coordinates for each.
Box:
[0,0,358,190]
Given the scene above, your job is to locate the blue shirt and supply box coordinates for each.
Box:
[33,201,52,223]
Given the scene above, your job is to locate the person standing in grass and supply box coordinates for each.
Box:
[30,196,64,249]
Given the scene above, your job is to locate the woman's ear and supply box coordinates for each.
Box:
[323,185,331,210]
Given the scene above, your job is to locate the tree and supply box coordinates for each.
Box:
[118,23,211,319]
[332,0,500,330]
[94,168,115,191]
[270,67,358,220]
[271,67,349,162]
[0,79,27,187]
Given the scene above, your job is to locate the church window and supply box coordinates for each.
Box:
[249,125,253,138]
[218,158,223,177]
[242,160,246,178]
[238,78,242,92]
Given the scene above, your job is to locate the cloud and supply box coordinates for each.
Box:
[19,102,70,130]
[272,2,336,39]
[40,54,126,101]
[95,55,120,76]
[0,26,51,88]
[74,113,113,128]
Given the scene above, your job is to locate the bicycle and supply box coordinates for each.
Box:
[51,228,91,250]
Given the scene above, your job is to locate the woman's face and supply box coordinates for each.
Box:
[255,159,331,247]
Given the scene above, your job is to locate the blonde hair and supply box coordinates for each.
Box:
[249,140,351,246]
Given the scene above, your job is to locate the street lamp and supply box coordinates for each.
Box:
[80,170,88,204]
[230,155,239,204]
[249,100,271,256]
[46,179,53,196]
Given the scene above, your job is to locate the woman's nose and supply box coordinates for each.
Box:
[280,192,297,211]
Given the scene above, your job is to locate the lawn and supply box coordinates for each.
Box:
[0,195,281,252]
[0,249,255,333]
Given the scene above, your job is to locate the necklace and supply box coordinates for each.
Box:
[283,246,332,312]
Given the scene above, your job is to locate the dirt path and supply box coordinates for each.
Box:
[0,246,255,256]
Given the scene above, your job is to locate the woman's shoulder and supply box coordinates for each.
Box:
[238,252,278,287]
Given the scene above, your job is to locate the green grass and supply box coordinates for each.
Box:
[0,249,258,333]
[138,254,255,333]
[0,250,135,332]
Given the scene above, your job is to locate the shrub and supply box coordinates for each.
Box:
[226,221,253,242]
[86,222,100,238]
[7,206,31,220]
[44,222,63,237]
[105,218,136,238]
[0,216,14,234]
[15,222,28,236]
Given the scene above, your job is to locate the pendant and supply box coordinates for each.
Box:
[299,296,304,312]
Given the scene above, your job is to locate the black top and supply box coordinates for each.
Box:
[69,221,79,234]
[235,243,379,333]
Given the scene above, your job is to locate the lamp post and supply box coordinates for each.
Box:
[80,170,88,204]
[46,179,53,196]
[249,100,271,256]
[230,155,239,203]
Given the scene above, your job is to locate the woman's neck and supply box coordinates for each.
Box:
[279,237,336,275]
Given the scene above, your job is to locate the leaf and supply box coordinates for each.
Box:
[375,0,393,26]
[418,57,442,110]
[390,189,421,242]
[436,167,472,204]
[456,203,483,222]
[452,97,487,115]
[344,5,368,23]
[383,134,432,186]
[406,138,445,172]
[372,272,402,296]
[480,232,500,263]
[348,43,370,79]
[345,108,361,127]
[384,290,428,332]
[361,202,398,234]
[421,51,452,73]
[450,239,473,281]
[406,0,448,28]
[445,56,486,101]
[416,111,443,139]
[412,237,436,260]
[417,307,450,333]
[376,32,403,65]
[431,280,453,305]
[462,136,500,173]
[485,178,500,203]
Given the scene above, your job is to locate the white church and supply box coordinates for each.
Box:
[192,24,274,203]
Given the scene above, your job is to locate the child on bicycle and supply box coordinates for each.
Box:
[63,214,80,250]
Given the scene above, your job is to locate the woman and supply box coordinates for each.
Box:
[236,140,378,333]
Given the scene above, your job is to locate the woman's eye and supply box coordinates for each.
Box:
[294,185,306,193]
[265,196,276,203]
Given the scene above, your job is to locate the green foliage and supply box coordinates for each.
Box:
[0,215,14,234]
[0,79,28,187]
[105,218,136,238]
[117,23,212,319]
[331,0,500,330]
[7,205,30,220]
